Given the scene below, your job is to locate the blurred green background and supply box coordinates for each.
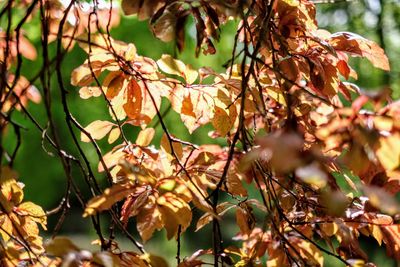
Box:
[2,0,399,266]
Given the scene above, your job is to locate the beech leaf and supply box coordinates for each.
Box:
[136,128,155,147]
[83,183,135,217]
[81,120,115,143]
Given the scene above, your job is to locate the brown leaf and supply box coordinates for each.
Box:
[137,204,163,242]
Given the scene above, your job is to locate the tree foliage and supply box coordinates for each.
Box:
[0,0,399,266]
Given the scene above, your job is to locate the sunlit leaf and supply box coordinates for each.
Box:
[81,120,115,142]
[83,183,135,217]
[376,133,400,171]
[136,128,155,147]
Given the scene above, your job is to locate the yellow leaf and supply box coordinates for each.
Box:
[295,163,328,189]
[18,201,47,229]
[160,133,183,160]
[212,106,232,136]
[0,215,13,241]
[136,128,155,147]
[157,54,186,77]
[79,86,103,99]
[363,185,400,215]
[108,127,121,144]
[45,236,79,257]
[157,55,198,84]
[124,43,137,61]
[71,64,99,86]
[291,237,324,266]
[184,64,198,85]
[376,133,400,171]
[83,183,135,217]
[371,224,383,246]
[157,193,192,239]
[81,120,115,142]
[1,179,24,209]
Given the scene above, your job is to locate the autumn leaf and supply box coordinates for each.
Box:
[212,106,232,136]
[79,86,103,99]
[83,183,135,217]
[81,120,115,142]
[71,64,99,86]
[363,185,400,215]
[157,54,198,84]
[45,237,80,257]
[123,79,143,119]
[376,133,400,171]
[136,128,155,147]
[290,237,324,266]
[157,193,192,239]
[108,127,121,144]
[381,225,400,260]
[329,32,390,71]
[17,201,47,229]
[137,204,164,242]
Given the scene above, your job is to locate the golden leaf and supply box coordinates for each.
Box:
[45,236,79,257]
[108,127,121,144]
[71,64,99,86]
[376,133,400,171]
[291,237,324,266]
[136,128,155,147]
[18,201,47,229]
[212,106,232,137]
[381,224,400,260]
[81,120,115,143]
[157,54,186,77]
[79,86,103,99]
[157,193,192,239]
[0,215,13,242]
[83,183,135,217]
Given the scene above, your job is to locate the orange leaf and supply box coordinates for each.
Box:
[123,79,142,119]
[137,204,163,242]
[329,32,390,71]
[83,183,135,217]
